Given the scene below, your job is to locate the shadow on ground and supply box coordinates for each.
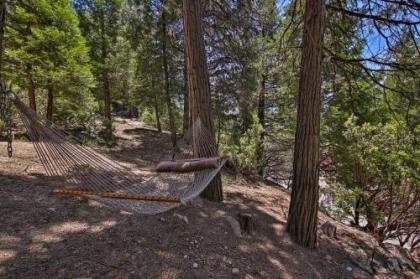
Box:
[0,127,375,279]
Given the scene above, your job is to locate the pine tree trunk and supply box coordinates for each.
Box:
[99,6,112,142]
[182,0,223,202]
[0,0,6,78]
[26,65,36,112]
[182,56,189,134]
[154,94,162,132]
[286,0,325,249]
[257,75,266,176]
[161,4,177,148]
[46,78,54,121]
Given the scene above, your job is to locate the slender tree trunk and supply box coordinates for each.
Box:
[286,0,325,248]
[99,5,112,141]
[257,75,266,176]
[354,196,361,227]
[46,78,54,121]
[161,4,177,148]
[153,93,162,132]
[182,56,189,134]
[183,0,223,201]
[0,0,6,78]
[26,65,36,111]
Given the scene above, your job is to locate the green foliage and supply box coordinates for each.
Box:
[220,113,263,173]
[4,0,95,126]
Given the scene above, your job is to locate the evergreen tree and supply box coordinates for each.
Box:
[73,0,124,142]
[4,0,94,123]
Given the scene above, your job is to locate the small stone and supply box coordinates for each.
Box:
[226,216,242,237]
[184,255,188,259]
[192,262,198,269]
[346,266,352,272]
[245,274,255,279]
[259,271,268,277]
[159,217,165,222]
[190,197,204,207]
[232,268,240,275]
[174,213,189,224]
[224,246,228,250]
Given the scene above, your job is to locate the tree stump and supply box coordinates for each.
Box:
[237,213,255,235]
[321,221,337,238]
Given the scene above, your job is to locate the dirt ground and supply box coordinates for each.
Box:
[0,120,411,278]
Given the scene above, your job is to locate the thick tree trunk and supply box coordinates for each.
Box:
[99,5,112,142]
[161,4,177,148]
[182,0,223,201]
[26,65,36,111]
[257,75,266,176]
[0,0,6,78]
[46,78,54,121]
[286,0,325,248]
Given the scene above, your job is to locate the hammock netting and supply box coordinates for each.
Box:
[0,85,226,215]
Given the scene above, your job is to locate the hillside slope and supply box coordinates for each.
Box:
[0,119,417,279]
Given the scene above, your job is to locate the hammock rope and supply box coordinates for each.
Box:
[1,85,226,215]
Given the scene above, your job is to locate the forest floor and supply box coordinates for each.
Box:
[0,119,417,279]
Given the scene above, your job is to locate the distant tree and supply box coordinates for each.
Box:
[73,0,124,142]
[4,0,94,122]
[182,0,223,201]
[0,0,5,78]
[286,0,325,248]
[160,0,177,148]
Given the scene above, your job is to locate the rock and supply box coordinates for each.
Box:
[192,262,198,269]
[351,248,373,273]
[159,217,166,222]
[245,274,255,279]
[174,213,189,224]
[398,257,416,272]
[190,197,204,207]
[346,266,353,272]
[373,266,388,275]
[226,216,242,237]
[321,221,337,238]
[386,257,401,272]
[184,255,188,259]
[232,268,240,275]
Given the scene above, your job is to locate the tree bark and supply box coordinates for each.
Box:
[286,0,325,248]
[153,93,162,132]
[182,0,223,201]
[161,3,177,148]
[182,55,189,134]
[257,75,266,176]
[26,65,36,111]
[99,5,112,141]
[0,0,6,78]
[46,78,53,121]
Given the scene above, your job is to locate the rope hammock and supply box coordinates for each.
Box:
[0,84,226,215]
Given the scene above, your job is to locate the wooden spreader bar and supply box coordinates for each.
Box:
[52,188,181,203]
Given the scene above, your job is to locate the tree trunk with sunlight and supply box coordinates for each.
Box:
[286,0,325,248]
[182,0,223,201]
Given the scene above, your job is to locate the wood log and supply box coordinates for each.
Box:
[52,188,181,203]
[155,157,220,173]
